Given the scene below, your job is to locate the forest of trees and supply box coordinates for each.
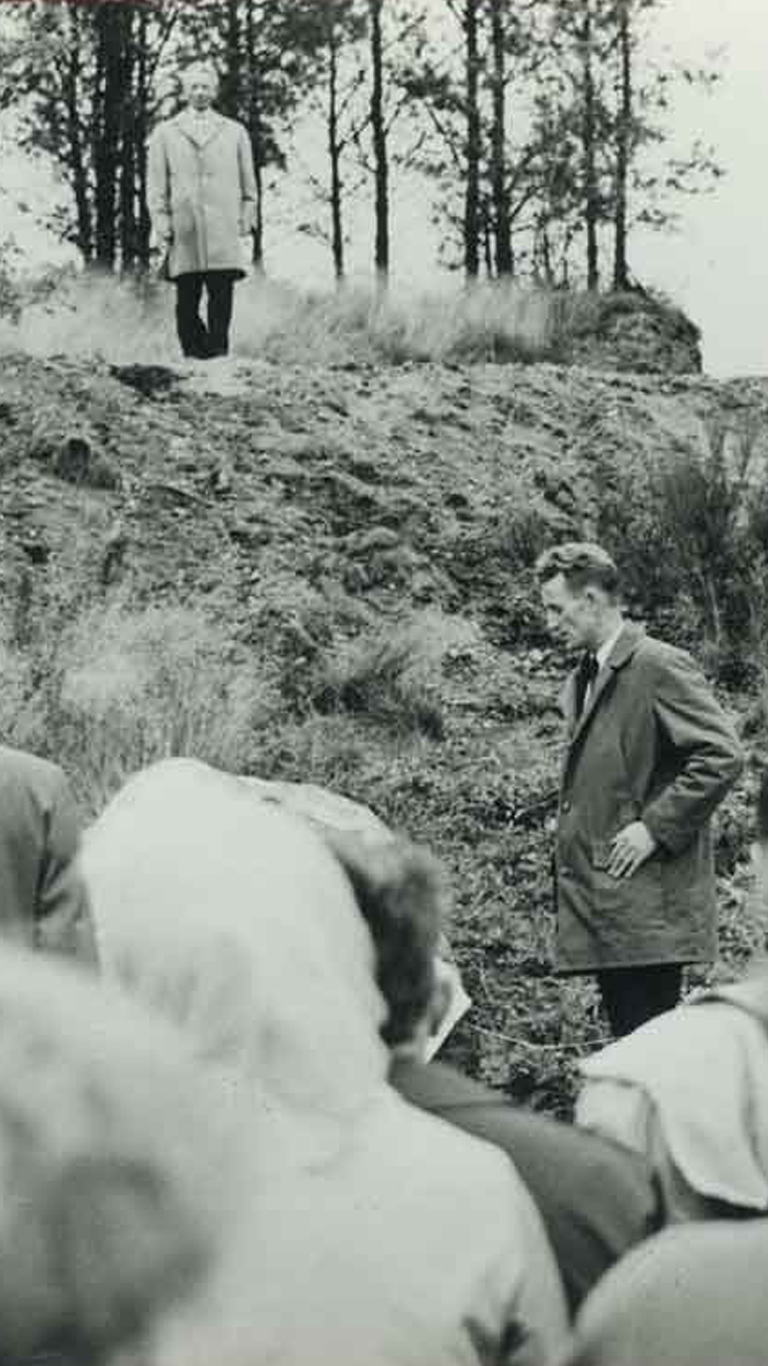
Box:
[0,0,721,289]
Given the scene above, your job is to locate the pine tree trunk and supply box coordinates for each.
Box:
[328,27,345,280]
[64,5,93,262]
[613,0,631,290]
[253,162,265,269]
[135,6,151,268]
[118,7,137,270]
[581,2,599,289]
[370,0,389,282]
[93,0,122,268]
[489,0,512,277]
[222,0,243,116]
[245,0,264,269]
[463,0,481,280]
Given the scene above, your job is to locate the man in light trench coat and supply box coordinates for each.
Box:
[536,541,743,1037]
[148,61,257,359]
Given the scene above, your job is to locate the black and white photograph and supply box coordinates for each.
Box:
[0,0,766,1362]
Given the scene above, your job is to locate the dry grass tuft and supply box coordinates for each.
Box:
[0,604,274,814]
[0,269,626,368]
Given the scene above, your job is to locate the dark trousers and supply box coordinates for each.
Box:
[596,964,683,1038]
[175,271,236,358]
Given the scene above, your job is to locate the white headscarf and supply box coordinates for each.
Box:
[83,761,570,1366]
[82,759,390,1167]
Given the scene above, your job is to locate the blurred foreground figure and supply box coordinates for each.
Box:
[0,743,96,963]
[0,942,236,1366]
[148,61,257,358]
[325,829,660,1315]
[576,768,768,1223]
[240,775,471,1057]
[556,1220,768,1366]
[84,758,569,1366]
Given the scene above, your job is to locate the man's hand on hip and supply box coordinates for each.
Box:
[608,821,658,879]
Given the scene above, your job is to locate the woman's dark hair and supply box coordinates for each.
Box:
[325,834,444,1047]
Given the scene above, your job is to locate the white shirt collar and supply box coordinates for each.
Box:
[594,621,624,671]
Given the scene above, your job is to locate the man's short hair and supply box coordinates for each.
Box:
[325,834,443,1047]
[535,541,620,598]
[181,61,219,94]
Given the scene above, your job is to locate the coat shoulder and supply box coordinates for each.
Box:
[150,114,177,136]
[0,745,67,801]
[217,113,248,135]
[627,631,699,679]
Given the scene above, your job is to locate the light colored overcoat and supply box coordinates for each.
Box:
[557,1220,768,1366]
[554,624,743,972]
[147,109,257,279]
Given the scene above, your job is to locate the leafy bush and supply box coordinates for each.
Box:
[597,420,768,681]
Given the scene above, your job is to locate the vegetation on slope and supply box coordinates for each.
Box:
[1,289,767,1112]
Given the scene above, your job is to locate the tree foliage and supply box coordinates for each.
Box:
[0,0,723,286]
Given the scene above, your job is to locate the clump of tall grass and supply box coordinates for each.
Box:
[297,609,479,741]
[234,278,562,366]
[0,602,275,814]
[11,268,176,364]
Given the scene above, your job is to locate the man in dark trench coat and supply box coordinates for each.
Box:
[536,542,743,1037]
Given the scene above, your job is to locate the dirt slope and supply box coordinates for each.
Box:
[1,350,766,1107]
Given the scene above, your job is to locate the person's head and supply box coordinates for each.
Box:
[0,944,233,1366]
[325,831,448,1057]
[181,61,219,111]
[82,759,389,1136]
[536,541,622,653]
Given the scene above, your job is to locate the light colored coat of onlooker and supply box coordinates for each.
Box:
[555,1219,768,1366]
[576,973,768,1220]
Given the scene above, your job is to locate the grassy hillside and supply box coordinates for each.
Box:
[1,278,767,1112]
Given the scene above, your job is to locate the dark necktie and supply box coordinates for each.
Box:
[574,652,599,716]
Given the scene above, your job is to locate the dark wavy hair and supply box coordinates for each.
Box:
[535,541,620,599]
[325,833,445,1047]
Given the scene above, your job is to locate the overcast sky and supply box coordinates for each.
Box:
[627,0,768,377]
[0,0,765,378]
[259,0,767,379]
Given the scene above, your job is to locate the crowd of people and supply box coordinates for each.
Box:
[0,537,763,1365]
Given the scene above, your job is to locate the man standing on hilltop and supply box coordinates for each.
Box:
[148,61,257,360]
[535,541,743,1037]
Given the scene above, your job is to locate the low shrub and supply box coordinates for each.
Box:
[310,626,446,741]
[597,420,768,681]
[32,603,273,812]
